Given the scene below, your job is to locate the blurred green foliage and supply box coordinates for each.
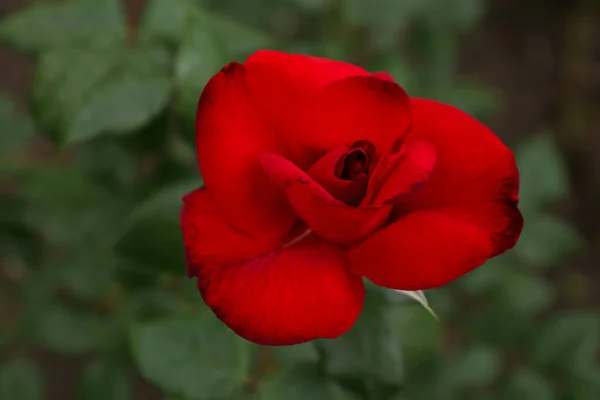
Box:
[0,0,598,399]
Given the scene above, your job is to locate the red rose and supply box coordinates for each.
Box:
[180,50,523,346]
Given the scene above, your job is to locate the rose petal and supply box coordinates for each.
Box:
[192,234,365,346]
[180,188,284,277]
[195,62,297,238]
[262,153,392,246]
[245,50,369,98]
[284,75,412,167]
[364,141,437,205]
[307,146,367,206]
[349,99,523,290]
[349,210,492,290]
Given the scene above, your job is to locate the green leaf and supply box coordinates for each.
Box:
[116,180,200,272]
[0,0,124,52]
[500,368,555,400]
[0,359,43,400]
[445,344,501,388]
[78,359,132,400]
[496,272,555,315]
[28,303,109,355]
[272,343,319,366]
[259,364,361,400]
[516,134,570,209]
[141,0,193,42]
[67,77,171,142]
[434,80,498,119]
[130,314,250,399]
[0,96,35,148]
[320,288,403,385]
[58,253,115,301]
[514,213,583,269]
[531,312,600,375]
[459,256,514,295]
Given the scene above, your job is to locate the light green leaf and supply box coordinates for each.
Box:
[259,364,360,400]
[67,77,171,142]
[116,180,200,272]
[130,314,250,399]
[514,213,583,269]
[0,359,43,400]
[320,288,403,385]
[516,134,570,209]
[78,359,132,400]
[0,0,124,52]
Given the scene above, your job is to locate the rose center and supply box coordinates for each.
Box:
[335,141,374,184]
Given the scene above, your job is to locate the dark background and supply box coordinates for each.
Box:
[1,0,599,399]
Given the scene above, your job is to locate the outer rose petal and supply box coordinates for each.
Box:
[350,99,523,290]
[180,188,284,274]
[193,235,365,346]
[245,50,369,98]
[349,210,492,290]
[195,62,296,238]
[262,153,391,246]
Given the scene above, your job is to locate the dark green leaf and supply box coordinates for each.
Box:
[259,364,360,400]
[500,368,555,400]
[0,96,35,148]
[445,344,501,388]
[28,303,109,355]
[514,213,583,269]
[59,253,116,301]
[496,272,555,315]
[131,314,250,399]
[320,288,403,385]
[67,77,172,142]
[78,359,131,400]
[459,256,514,295]
[116,180,200,272]
[531,312,600,375]
[272,343,319,367]
[516,134,570,209]
[0,0,124,52]
[141,0,193,42]
[0,359,43,400]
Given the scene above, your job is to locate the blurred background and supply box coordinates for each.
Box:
[1,0,599,399]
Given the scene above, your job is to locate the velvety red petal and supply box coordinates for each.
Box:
[195,62,296,238]
[245,50,369,97]
[364,141,437,205]
[287,76,412,166]
[180,188,284,277]
[306,146,366,206]
[349,210,492,290]
[262,153,392,246]
[192,235,365,346]
[349,99,523,290]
